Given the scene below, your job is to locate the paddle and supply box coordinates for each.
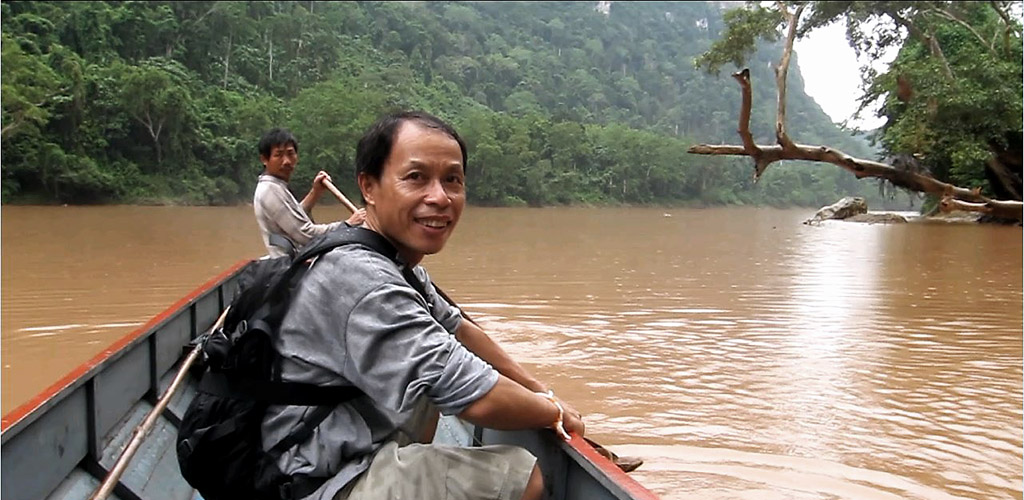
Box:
[89,306,231,500]
[323,179,643,472]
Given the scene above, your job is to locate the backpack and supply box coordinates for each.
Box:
[176,226,429,500]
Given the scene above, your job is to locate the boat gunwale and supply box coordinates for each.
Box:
[560,434,660,500]
[0,259,251,438]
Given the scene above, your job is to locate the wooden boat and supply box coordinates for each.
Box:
[1,260,659,500]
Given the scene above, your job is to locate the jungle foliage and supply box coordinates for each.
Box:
[2,1,889,207]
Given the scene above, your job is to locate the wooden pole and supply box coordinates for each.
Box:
[89,306,231,500]
[322,179,359,214]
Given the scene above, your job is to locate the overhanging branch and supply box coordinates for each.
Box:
[687,70,1023,220]
[689,3,1021,221]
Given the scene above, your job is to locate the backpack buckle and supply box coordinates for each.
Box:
[231,320,248,340]
[279,481,295,500]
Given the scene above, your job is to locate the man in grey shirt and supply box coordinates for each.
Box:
[262,111,585,500]
[253,128,366,257]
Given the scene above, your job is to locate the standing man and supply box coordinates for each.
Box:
[253,128,366,257]
[261,111,584,500]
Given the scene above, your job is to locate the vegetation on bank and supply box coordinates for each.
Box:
[4,2,909,208]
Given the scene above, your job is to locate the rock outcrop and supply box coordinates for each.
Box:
[804,197,868,224]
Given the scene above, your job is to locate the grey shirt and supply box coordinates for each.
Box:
[261,242,500,500]
[253,174,344,257]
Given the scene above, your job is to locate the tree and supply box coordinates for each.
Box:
[1,32,63,140]
[690,1,1023,221]
[119,58,198,168]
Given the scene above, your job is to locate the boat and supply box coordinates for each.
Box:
[1,259,660,500]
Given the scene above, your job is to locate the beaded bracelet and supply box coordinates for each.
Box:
[536,390,571,441]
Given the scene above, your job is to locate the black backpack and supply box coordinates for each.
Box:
[176,226,429,500]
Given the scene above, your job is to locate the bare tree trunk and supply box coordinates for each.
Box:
[773,2,803,151]
[223,32,232,89]
[169,5,219,60]
[990,0,1022,36]
[928,7,997,55]
[888,10,955,81]
[139,110,165,165]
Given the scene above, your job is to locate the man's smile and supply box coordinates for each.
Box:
[415,216,451,229]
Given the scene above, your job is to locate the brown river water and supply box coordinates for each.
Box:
[2,204,1021,499]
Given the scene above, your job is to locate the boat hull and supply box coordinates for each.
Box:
[1,261,658,500]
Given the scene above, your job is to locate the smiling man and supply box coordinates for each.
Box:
[260,111,584,500]
[253,128,365,257]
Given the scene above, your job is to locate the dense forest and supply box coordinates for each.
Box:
[2,1,898,208]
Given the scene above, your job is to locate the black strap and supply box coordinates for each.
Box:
[271,406,336,500]
[199,372,363,406]
[401,266,431,304]
[268,406,335,457]
[298,226,431,305]
[294,226,401,265]
[279,473,330,500]
[261,226,402,309]
[268,233,297,258]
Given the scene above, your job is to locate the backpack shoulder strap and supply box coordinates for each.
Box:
[292,226,430,298]
[292,226,400,266]
[268,233,297,258]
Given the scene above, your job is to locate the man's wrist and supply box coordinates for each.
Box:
[536,390,570,440]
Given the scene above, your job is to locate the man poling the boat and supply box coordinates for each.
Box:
[251,111,586,500]
[253,128,367,257]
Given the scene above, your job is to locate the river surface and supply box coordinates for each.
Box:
[2,205,1021,499]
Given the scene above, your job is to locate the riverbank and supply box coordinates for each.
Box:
[2,196,920,212]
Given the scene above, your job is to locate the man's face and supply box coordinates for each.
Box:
[359,122,465,266]
[260,143,298,182]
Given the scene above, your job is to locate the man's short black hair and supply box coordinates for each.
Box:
[355,111,467,180]
[258,128,299,158]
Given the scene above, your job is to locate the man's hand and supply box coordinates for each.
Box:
[557,396,581,421]
[555,395,584,437]
[311,170,332,195]
[347,207,367,226]
[562,409,585,437]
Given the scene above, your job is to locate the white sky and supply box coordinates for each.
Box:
[793,20,897,131]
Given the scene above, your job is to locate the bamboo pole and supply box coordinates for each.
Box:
[89,306,231,500]
[322,180,359,214]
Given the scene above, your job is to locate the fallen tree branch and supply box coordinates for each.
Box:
[688,140,1022,219]
[939,195,1023,220]
[689,69,1022,220]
